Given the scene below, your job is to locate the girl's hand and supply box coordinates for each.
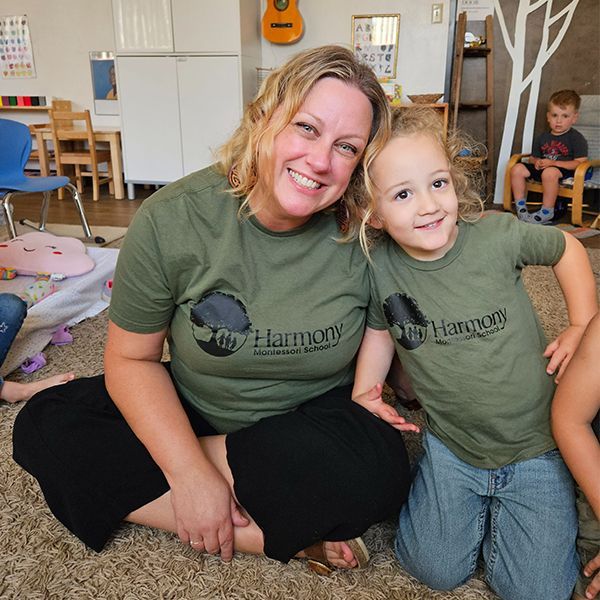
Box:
[170,464,248,562]
[543,324,587,383]
[353,383,420,433]
[584,551,600,600]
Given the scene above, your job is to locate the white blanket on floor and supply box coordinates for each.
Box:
[0,247,118,377]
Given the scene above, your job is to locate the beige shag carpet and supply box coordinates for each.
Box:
[1,248,599,600]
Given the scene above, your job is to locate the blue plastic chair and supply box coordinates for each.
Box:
[0,118,94,240]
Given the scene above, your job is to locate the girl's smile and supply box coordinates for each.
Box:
[369,132,459,261]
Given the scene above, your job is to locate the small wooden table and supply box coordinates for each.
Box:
[29,125,125,200]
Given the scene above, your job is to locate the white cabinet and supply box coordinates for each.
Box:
[112,0,260,188]
[117,55,242,183]
[113,0,245,54]
[113,0,173,53]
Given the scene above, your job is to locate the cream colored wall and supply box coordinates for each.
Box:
[0,0,450,127]
[260,0,450,102]
[0,0,118,126]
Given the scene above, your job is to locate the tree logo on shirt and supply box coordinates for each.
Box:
[190,291,252,357]
[383,293,429,350]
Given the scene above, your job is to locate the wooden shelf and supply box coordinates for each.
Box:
[463,46,491,56]
[459,102,492,109]
[0,106,49,111]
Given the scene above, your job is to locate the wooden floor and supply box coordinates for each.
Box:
[7,188,150,228]
[5,188,600,249]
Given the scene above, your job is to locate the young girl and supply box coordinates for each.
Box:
[350,107,598,599]
[552,312,600,600]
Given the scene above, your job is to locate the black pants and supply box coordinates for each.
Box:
[13,373,411,562]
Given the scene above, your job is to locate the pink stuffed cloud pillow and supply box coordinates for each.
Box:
[0,232,95,277]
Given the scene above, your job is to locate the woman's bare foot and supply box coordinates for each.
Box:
[0,372,75,403]
[322,540,359,569]
[298,537,369,572]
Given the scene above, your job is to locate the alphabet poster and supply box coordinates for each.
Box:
[0,15,36,79]
[352,14,400,79]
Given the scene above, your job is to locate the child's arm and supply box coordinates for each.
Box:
[352,327,420,432]
[551,312,600,518]
[545,232,598,381]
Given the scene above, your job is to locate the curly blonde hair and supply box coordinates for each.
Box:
[216,45,391,224]
[348,106,485,256]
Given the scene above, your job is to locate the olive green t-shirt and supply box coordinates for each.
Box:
[367,213,566,468]
[109,167,370,432]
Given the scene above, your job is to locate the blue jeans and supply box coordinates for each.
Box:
[395,431,578,600]
[0,293,27,386]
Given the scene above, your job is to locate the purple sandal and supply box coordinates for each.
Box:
[20,352,47,374]
[51,325,73,346]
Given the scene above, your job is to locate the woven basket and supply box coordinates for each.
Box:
[407,93,443,104]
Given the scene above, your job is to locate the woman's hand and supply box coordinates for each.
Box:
[170,464,248,562]
[543,324,587,383]
[353,383,420,433]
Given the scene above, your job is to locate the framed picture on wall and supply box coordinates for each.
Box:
[89,51,118,115]
[351,14,400,79]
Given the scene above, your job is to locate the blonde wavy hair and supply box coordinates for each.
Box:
[216,45,391,230]
[350,106,485,256]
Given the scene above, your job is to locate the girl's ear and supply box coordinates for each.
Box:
[368,212,385,230]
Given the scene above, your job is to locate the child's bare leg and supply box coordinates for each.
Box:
[510,163,530,200]
[510,163,531,221]
[528,167,561,224]
[0,372,75,403]
[541,167,561,209]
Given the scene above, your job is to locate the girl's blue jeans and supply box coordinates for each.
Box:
[0,293,27,387]
[395,431,578,600]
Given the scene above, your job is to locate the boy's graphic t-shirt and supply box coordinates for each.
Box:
[110,167,370,432]
[533,127,588,161]
[367,213,566,468]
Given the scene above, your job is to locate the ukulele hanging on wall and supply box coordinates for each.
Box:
[262,0,304,44]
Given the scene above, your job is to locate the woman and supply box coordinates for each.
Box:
[13,46,411,571]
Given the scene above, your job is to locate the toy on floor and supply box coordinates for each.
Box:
[0,232,95,309]
[0,231,95,279]
[101,279,113,302]
[50,325,73,346]
[20,351,47,374]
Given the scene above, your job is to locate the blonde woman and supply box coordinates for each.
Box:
[14,46,411,573]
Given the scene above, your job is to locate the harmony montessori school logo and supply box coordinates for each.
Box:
[190,291,344,358]
[383,292,508,349]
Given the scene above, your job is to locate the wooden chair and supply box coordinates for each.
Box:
[49,109,113,201]
[503,95,600,228]
[28,100,73,176]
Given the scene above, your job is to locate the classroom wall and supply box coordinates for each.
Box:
[0,0,450,128]
[0,0,118,126]
[259,0,450,101]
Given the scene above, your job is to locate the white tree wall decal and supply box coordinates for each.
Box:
[493,0,580,204]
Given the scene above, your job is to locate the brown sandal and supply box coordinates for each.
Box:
[302,537,370,575]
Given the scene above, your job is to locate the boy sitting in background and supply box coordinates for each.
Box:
[511,89,588,224]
